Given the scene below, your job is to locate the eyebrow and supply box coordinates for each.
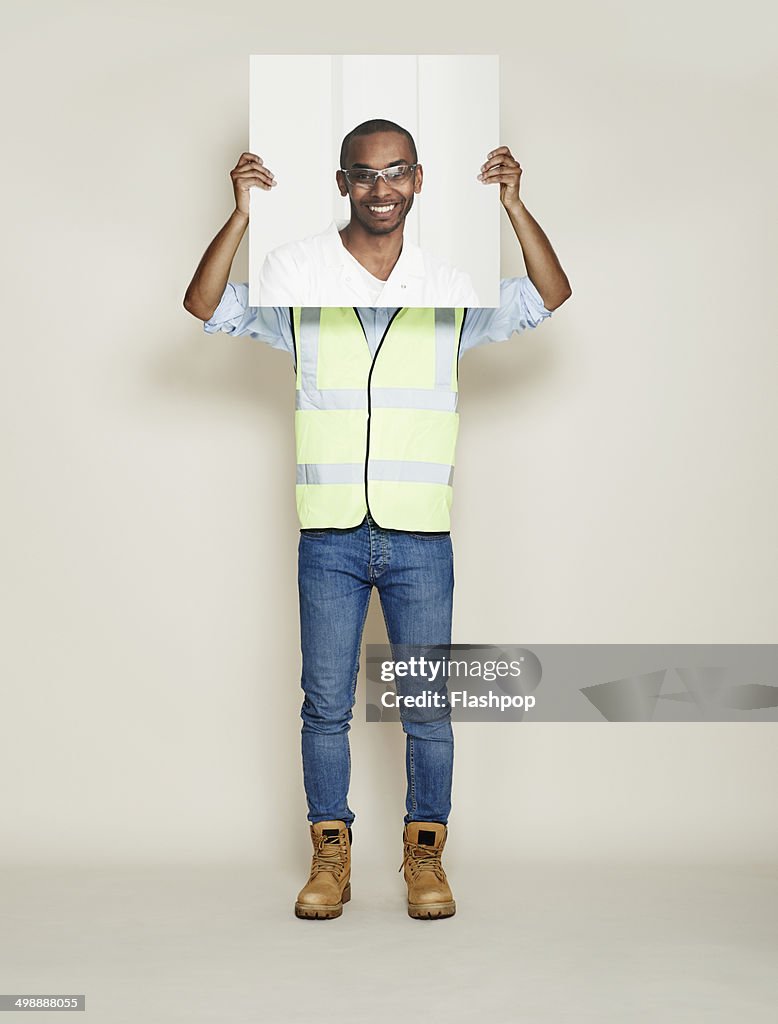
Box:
[350,159,410,169]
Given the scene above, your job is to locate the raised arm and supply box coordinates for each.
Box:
[183,152,276,321]
[479,147,572,311]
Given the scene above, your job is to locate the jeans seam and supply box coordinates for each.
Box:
[376,596,418,816]
[346,590,372,793]
[350,592,372,709]
[408,737,417,815]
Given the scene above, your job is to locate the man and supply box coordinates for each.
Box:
[255,119,481,307]
[183,140,571,921]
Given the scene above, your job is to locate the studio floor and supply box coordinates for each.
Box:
[2,861,777,1023]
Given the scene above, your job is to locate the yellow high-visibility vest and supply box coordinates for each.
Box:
[293,306,466,531]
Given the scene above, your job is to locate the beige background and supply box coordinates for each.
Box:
[2,0,777,873]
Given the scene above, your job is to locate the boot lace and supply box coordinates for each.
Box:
[399,839,446,882]
[310,832,348,880]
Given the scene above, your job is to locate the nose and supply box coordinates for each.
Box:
[369,171,394,197]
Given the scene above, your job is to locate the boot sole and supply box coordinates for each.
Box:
[408,899,456,920]
[295,883,351,920]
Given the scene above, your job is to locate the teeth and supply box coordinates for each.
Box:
[369,204,396,213]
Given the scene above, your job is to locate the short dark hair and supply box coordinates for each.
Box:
[339,119,418,168]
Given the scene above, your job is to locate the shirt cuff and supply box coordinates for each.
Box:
[520,276,553,326]
[203,282,249,334]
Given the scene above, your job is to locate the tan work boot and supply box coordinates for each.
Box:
[401,821,456,920]
[295,820,352,920]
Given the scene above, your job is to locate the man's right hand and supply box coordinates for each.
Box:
[231,152,276,216]
[183,152,276,319]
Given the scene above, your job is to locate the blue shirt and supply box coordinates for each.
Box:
[203,276,552,357]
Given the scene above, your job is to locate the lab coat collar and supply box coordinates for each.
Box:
[324,221,425,278]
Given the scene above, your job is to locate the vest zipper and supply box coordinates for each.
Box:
[354,307,402,529]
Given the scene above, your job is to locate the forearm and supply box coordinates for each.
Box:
[183,210,249,321]
[505,201,571,311]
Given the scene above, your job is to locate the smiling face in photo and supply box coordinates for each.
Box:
[337,131,423,237]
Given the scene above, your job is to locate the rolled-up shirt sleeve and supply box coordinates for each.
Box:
[459,276,552,357]
[203,282,294,356]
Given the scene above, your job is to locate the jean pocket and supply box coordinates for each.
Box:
[406,531,451,541]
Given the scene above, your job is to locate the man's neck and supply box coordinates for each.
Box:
[338,222,404,282]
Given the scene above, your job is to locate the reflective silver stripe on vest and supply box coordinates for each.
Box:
[297,461,454,486]
[371,387,457,411]
[299,308,322,396]
[297,389,367,410]
[296,387,457,411]
[369,460,454,485]
[297,463,363,485]
[435,309,457,389]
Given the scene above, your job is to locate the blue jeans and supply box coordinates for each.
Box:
[297,511,454,828]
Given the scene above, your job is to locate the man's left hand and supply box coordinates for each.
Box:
[478,147,522,212]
